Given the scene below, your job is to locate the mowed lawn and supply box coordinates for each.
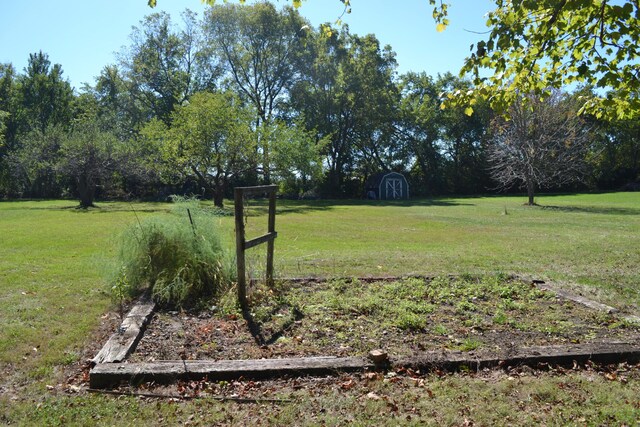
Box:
[1,192,640,425]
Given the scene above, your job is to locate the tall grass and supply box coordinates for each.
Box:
[111,197,234,307]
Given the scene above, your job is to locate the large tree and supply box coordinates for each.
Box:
[290,27,399,196]
[158,0,640,120]
[0,64,16,194]
[57,121,118,208]
[8,125,66,198]
[396,72,444,195]
[18,52,74,134]
[121,11,216,125]
[143,91,255,207]
[487,90,593,205]
[203,2,309,183]
[436,74,492,194]
[590,113,640,189]
[261,118,326,196]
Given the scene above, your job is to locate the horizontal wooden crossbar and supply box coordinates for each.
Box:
[244,232,278,250]
[244,231,278,249]
[235,185,278,197]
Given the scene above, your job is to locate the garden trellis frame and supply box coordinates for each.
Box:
[234,185,278,309]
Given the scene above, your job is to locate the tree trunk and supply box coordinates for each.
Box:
[77,175,96,209]
[526,180,536,206]
[213,182,225,208]
[263,145,271,184]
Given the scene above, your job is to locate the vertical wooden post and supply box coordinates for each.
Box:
[266,190,276,287]
[234,188,247,309]
[234,185,277,309]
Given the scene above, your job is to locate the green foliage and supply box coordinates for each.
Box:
[58,120,117,208]
[3,3,639,200]
[0,110,7,145]
[19,51,74,133]
[121,11,207,124]
[325,278,436,331]
[493,310,508,325]
[266,119,327,196]
[454,0,640,120]
[111,198,233,307]
[291,26,400,195]
[433,324,449,336]
[9,124,66,198]
[142,91,255,207]
[204,2,310,182]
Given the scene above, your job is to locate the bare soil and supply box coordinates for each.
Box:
[129,278,640,363]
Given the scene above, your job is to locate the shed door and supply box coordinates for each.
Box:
[386,178,402,199]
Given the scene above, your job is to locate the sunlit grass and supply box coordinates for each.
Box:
[1,192,639,425]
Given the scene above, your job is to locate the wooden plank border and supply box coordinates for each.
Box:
[90,356,370,389]
[234,185,278,309]
[91,297,156,365]
[89,342,640,389]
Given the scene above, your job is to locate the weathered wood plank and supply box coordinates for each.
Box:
[91,298,156,365]
[90,342,640,389]
[535,283,619,314]
[234,185,278,197]
[244,232,277,250]
[399,342,640,371]
[90,356,370,389]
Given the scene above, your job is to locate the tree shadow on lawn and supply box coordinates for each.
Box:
[540,205,640,216]
[0,199,167,214]
[244,198,473,217]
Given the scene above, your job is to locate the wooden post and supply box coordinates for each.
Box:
[234,188,247,309]
[266,190,276,287]
[234,185,277,309]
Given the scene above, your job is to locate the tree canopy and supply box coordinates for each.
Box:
[149,1,640,120]
[487,90,592,205]
[2,3,638,202]
[457,0,640,121]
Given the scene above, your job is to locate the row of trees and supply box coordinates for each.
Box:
[1,3,638,207]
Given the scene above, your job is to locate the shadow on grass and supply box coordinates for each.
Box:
[1,197,472,217]
[243,198,473,217]
[541,205,640,216]
[0,199,168,214]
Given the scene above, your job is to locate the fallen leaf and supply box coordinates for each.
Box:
[366,391,381,400]
[363,372,379,381]
[340,379,355,390]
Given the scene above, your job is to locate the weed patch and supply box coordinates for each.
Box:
[131,275,640,361]
[109,198,234,308]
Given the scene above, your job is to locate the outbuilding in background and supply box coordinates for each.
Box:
[364,172,410,200]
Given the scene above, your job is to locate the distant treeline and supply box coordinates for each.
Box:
[0,3,638,206]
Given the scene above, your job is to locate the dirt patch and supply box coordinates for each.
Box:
[129,276,640,362]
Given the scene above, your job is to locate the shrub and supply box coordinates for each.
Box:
[110,198,234,307]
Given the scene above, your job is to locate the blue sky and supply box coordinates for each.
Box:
[0,0,495,91]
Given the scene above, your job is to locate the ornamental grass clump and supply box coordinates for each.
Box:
[111,199,234,308]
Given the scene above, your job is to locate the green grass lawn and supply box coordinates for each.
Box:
[270,193,640,309]
[1,192,639,425]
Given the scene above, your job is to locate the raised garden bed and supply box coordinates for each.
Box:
[91,275,640,388]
